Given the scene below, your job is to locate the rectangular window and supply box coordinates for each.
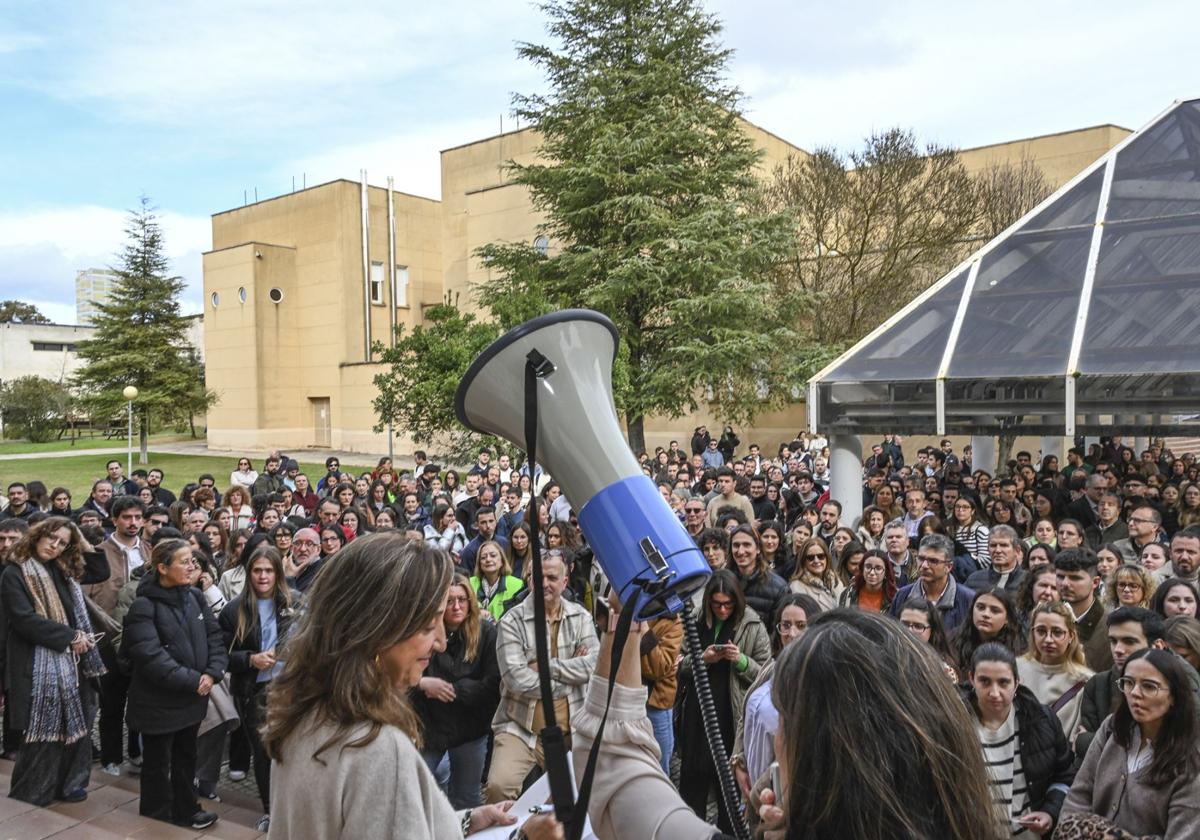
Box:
[369,261,385,305]
[394,265,409,308]
[32,342,75,352]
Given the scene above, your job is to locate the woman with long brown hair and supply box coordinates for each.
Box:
[1,516,109,805]
[263,532,541,839]
[412,573,500,810]
[219,544,297,831]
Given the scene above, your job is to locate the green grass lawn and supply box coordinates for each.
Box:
[0,452,341,500]
[0,432,193,456]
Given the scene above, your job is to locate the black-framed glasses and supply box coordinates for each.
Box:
[710,599,735,611]
[901,620,929,632]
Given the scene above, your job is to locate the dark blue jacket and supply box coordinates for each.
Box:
[888,578,976,633]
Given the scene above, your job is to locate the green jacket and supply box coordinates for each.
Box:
[469,574,525,621]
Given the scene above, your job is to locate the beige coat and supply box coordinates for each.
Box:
[269,716,464,840]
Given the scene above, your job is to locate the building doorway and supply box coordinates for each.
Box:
[310,397,331,447]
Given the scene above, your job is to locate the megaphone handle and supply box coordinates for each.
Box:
[681,608,752,840]
[523,352,576,827]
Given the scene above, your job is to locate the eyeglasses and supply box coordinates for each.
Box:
[777,621,807,632]
[901,621,929,632]
[1117,581,1144,591]
[1033,626,1069,640]
[1128,517,1156,525]
[863,565,886,575]
[1116,677,1165,698]
[916,555,947,566]
[805,552,826,560]
[710,599,735,612]
[685,507,705,514]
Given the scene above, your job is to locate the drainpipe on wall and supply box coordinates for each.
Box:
[360,169,372,361]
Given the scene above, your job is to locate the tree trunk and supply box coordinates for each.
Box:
[139,411,149,465]
[189,413,197,439]
[626,414,646,457]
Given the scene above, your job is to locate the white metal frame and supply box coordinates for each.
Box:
[935,259,981,434]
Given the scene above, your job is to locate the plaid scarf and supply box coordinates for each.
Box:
[20,558,105,744]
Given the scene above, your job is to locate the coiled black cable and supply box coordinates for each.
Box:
[681,607,751,840]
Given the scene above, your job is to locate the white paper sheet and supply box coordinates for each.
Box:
[471,762,596,840]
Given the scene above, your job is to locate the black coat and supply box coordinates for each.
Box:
[410,619,500,752]
[218,591,298,698]
[736,568,788,623]
[0,551,110,732]
[121,576,227,735]
[962,685,1075,828]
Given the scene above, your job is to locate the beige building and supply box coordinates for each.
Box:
[203,119,1131,456]
[75,268,120,325]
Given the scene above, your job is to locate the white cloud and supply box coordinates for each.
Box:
[13,1,543,135]
[0,205,209,322]
[724,0,1193,152]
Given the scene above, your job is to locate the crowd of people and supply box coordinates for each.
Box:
[0,429,1198,838]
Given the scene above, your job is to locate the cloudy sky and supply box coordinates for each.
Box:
[0,0,1193,322]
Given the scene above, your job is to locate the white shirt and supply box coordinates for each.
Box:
[114,535,144,572]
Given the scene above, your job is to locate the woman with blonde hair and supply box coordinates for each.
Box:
[263,532,544,840]
[412,573,500,810]
[1104,562,1156,610]
[788,536,842,612]
[1,516,109,805]
[1018,601,1094,739]
[468,540,523,620]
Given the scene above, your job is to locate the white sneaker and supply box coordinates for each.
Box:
[255,815,271,832]
[101,763,122,776]
[228,769,247,782]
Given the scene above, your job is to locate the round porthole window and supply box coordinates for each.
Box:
[238,287,248,303]
[268,287,284,303]
[534,235,550,255]
[210,292,220,308]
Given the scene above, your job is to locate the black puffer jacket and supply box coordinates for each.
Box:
[961,684,1076,829]
[410,618,500,752]
[122,576,227,735]
[735,568,788,622]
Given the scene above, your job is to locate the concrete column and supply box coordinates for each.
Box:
[1039,436,1064,464]
[829,434,864,528]
[970,435,997,475]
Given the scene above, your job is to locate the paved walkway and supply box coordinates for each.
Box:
[0,758,266,839]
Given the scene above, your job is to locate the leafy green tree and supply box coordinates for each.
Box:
[475,0,804,454]
[0,300,51,324]
[372,299,505,464]
[72,197,216,462]
[0,376,74,442]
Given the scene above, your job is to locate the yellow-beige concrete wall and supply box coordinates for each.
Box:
[204,118,1130,460]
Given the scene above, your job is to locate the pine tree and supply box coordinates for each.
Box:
[476,0,804,454]
[73,196,215,461]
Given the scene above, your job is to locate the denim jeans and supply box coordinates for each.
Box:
[421,735,488,809]
[646,706,674,774]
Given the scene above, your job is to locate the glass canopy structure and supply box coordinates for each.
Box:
[808,97,1200,438]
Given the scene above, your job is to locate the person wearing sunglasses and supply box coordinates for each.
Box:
[1060,648,1200,838]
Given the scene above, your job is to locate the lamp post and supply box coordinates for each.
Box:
[122,386,138,478]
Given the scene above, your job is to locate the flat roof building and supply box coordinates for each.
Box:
[203,118,1132,456]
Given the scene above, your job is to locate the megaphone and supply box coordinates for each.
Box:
[455,309,710,619]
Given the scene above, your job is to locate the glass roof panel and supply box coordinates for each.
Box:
[1078,216,1200,374]
[1108,100,1200,222]
[820,268,968,383]
[945,226,1092,378]
[1023,168,1104,232]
